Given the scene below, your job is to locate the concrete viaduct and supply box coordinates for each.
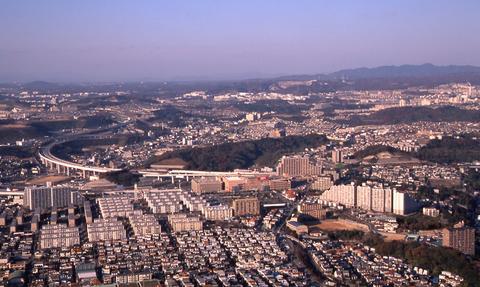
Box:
[39,137,121,178]
[39,136,275,180]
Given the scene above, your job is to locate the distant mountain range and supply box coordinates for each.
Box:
[275,63,480,81]
[328,63,480,80]
[269,63,480,91]
[2,63,480,93]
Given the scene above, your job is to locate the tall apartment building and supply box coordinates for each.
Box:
[371,187,393,213]
[232,197,260,216]
[392,190,418,215]
[442,227,475,255]
[332,150,343,164]
[356,185,372,210]
[31,213,40,232]
[319,184,356,207]
[276,155,323,177]
[24,186,84,210]
[84,201,93,224]
[191,178,222,194]
[319,184,401,214]
[40,224,80,249]
[87,218,127,242]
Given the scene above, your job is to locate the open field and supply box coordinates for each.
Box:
[312,219,369,232]
[380,232,406,242]
[27,175,71,185]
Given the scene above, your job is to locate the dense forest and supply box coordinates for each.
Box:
[151,134,328,171]
[0,146,34,158]
[347,106,480,126]
[51,136,144,161]
[30,114,116,133]
[102,170,141,187]
[0,114,116,144]
[151,105,189,127]
[416,135,480,163]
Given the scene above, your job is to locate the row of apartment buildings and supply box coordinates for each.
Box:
[319,183,418,215]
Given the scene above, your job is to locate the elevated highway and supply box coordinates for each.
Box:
[138,168,275,180]
[39,134,275,180]
[39,135,122,178]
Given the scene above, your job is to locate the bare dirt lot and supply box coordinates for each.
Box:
[380,232,406,242]
[312,219,370,232]
[27,175,71,185]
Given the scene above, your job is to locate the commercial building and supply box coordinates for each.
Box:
[244,177,265,191]
[268,178,291,191]
[232,197,260,216]
[23,186,84,210]
[40,224,80,249]
[87,218,127,242]
[286,221,309,235]
[298,202,327,220]
[191,178,222,194]
[223,177,247,192]
[442,227,475,255]
[276,155,323,177]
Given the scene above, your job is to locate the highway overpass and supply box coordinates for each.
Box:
[39,136,121,178]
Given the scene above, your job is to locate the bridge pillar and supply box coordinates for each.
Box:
[82,170,86,178]
[57,164,61,174]
[66,168,70,176]
[171,176,174,184]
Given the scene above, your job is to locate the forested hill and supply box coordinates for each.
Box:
[416,135,480,164]
[347,106,480,126]
[150,134,328,171]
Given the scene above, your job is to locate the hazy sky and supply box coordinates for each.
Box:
[1,0,479,82]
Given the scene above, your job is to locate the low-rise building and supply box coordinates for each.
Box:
[40,224,80,249]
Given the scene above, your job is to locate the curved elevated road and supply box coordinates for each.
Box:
[39,136,122,177]
[39,134,275,179]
